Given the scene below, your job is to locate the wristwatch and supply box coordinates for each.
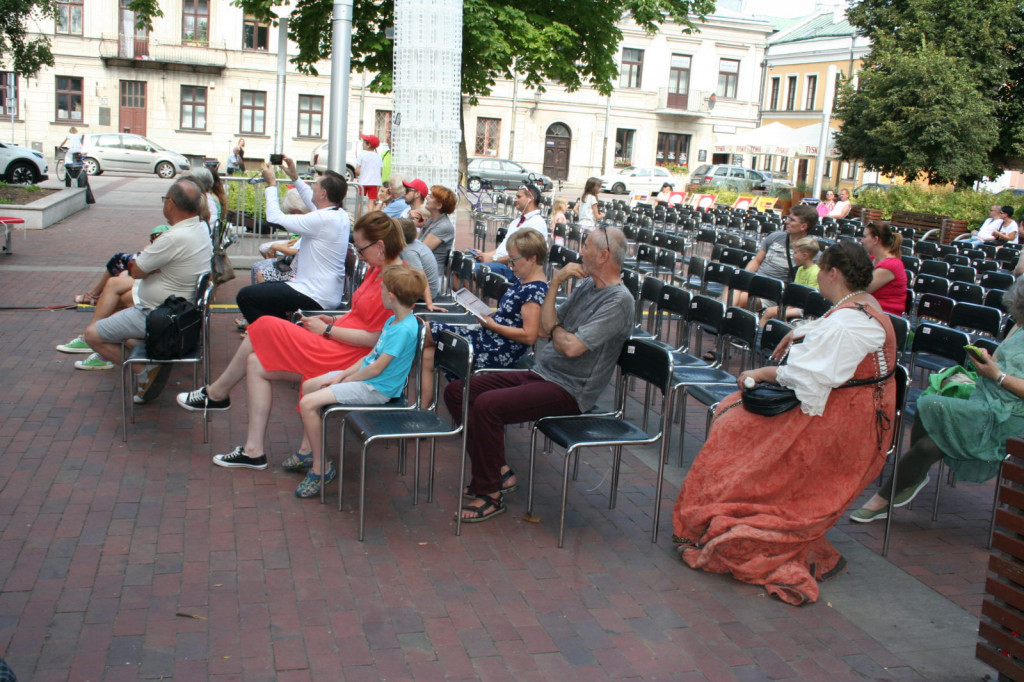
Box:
[322,324,333,339]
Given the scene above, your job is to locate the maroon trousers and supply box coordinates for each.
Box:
[444,371,580,496]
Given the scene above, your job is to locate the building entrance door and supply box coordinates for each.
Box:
[119,80,146,136]
[543,123,571,181]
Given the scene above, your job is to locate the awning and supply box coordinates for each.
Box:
[713,122,838,158]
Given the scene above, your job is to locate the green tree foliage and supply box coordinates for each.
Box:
[0,0,56,77]
[226,0,716,101]
[835,0,1024,186]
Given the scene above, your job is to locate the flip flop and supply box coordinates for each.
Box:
[74,293,98,305]
[458,494,506,524]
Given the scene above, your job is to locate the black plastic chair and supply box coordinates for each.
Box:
[948,281,984,305]
[803,291,832,319]
[949,302,1003,340]
[526,339,674,547]
[913,274,951,298]
[919,260,949,278]
[947,264,977,284]
[906,322,970,391]
[885,313,910,362]
[747,274,784,311]
[916,293,954,325]
[980,271,1014,292]
[342,330,474,540]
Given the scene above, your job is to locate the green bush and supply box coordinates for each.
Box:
[224,171,290,221]
[855,184,1022,223]
[714,189,740,206]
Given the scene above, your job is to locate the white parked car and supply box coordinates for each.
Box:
[0,141,48,184]
[79,133,190,178]
[310,140,389,182]
[599,166,678,195]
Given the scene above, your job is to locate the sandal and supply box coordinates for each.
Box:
[294,463,338,499]
[462,468,519,499]
[458,494,506,524]
[74,293,98,305]
[281,451,313,472]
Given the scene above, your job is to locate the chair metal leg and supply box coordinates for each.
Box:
[652,393,673,543]
[989,460,1005,550]
[427,439,436,503]
[609,445,623,509]
[931,460,945,520]
[558,446,576,548]
[358,441,371,541]
[120,354,129,443]
[527,427,541,516]
[338,421,348,511]
[881,425,907,556]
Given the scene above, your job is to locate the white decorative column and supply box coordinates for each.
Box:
[391,0,462,189]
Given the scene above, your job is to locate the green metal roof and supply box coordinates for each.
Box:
[771,12,858,44]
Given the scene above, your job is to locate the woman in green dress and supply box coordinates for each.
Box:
[851,276,1024,522]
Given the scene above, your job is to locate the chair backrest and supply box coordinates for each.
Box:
[803,291,832,319]
[618,338,673,397]
[748,274,784,304]
[688,294,725,332]
[949,301,1003,338]
[981,271,1014,291]
[621,268,640,300]
[916,293,954,324]
[947,264,977,283]
[885,312,909,358]
[948,281,984,305]
[910,322,970,363]
[913,273,950,297]
[434,329,474,383]
[480,271,508,305]
[704,261,736,288]
[919,260,949,278]
[984,288,1007,313]
[780,281,814,309]
[944,253,970,266]
[722,306,758,368]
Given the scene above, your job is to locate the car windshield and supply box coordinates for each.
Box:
[617,167,638,175]
[140,137,166,152]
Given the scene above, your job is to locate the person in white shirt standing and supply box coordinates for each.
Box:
[473,183,548,281]
[235,155,350,322]
[355,134,383,202]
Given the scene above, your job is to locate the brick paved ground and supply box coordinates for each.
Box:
[0,175,996,680]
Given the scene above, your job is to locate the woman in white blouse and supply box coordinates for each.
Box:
[672,241,897,606]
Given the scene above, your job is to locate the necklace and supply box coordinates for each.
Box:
[831,290,867,310]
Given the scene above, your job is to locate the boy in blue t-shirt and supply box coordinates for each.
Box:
[295,264,427,498]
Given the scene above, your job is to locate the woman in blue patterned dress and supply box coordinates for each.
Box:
[421,228,549,406]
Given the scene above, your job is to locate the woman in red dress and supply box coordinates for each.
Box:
[673,242,897,605]
[175,211,406,472]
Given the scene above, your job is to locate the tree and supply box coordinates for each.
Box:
[835,0,1024,186]
[0,0,57,77]
[223,0,717,102]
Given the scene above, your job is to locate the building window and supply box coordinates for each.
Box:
[474,117,500,156]
[763,155,772,171]
[619,48,644,89]
[615,128,634,166]
[717,59,739,99]
[239,90,265,134]
[0,73,16,118]
[182,0,209,44]
[769,76,780,110]
[243,14,269,50]
[805,75,818,110]
[297,95,323,138]
[667,54,690,109]
[56,76,83,122]
[844,160,857,180]
[180,86,206,131]
[780,156,789,173]
[374,109,392,147]
[822,160,831,178]
[750,156,757,170]
[56,0,83,35]
[786,76,797,111]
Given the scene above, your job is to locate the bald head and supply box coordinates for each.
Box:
[164,177,203,223]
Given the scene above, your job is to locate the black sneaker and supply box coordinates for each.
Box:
[176,387,231,412]
[212,446,268,470]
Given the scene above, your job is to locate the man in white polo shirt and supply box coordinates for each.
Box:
[473,183,547,281]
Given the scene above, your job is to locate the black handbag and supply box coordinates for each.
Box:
[741,382,800,416]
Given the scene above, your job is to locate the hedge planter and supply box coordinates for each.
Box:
[0,187,88,229]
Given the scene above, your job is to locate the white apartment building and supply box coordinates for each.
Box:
[0,1,771,183]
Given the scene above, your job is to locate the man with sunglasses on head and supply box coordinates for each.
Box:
[446,225,635,523]
[234,155,350,323]
[471,183,547,281]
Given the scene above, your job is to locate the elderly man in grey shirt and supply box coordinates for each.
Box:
[444,226,636,523]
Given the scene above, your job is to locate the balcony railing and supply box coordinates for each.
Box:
[99,35,228,71]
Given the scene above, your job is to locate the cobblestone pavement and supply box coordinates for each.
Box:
[0,175,995,680]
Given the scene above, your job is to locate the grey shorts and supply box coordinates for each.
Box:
[94,304,149,343]
[324,374,389,405]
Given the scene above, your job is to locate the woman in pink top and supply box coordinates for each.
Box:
[861,220,907,315]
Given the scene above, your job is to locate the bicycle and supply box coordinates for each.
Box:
[55,147,67,182]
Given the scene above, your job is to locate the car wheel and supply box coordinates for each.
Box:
[467,177,483,192]
[612,182,626,194]
[83,157,101,175]
[6,161,37,185]
[345,166,356,183]
[156,161,176,179]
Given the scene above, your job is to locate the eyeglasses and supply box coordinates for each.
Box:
[355,240,379,257]
[508,255,524,265]
[597,226,610,251]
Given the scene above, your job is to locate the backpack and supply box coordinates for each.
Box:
[145,296,202,360]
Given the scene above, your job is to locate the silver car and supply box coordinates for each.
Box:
[80,133,190,178]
